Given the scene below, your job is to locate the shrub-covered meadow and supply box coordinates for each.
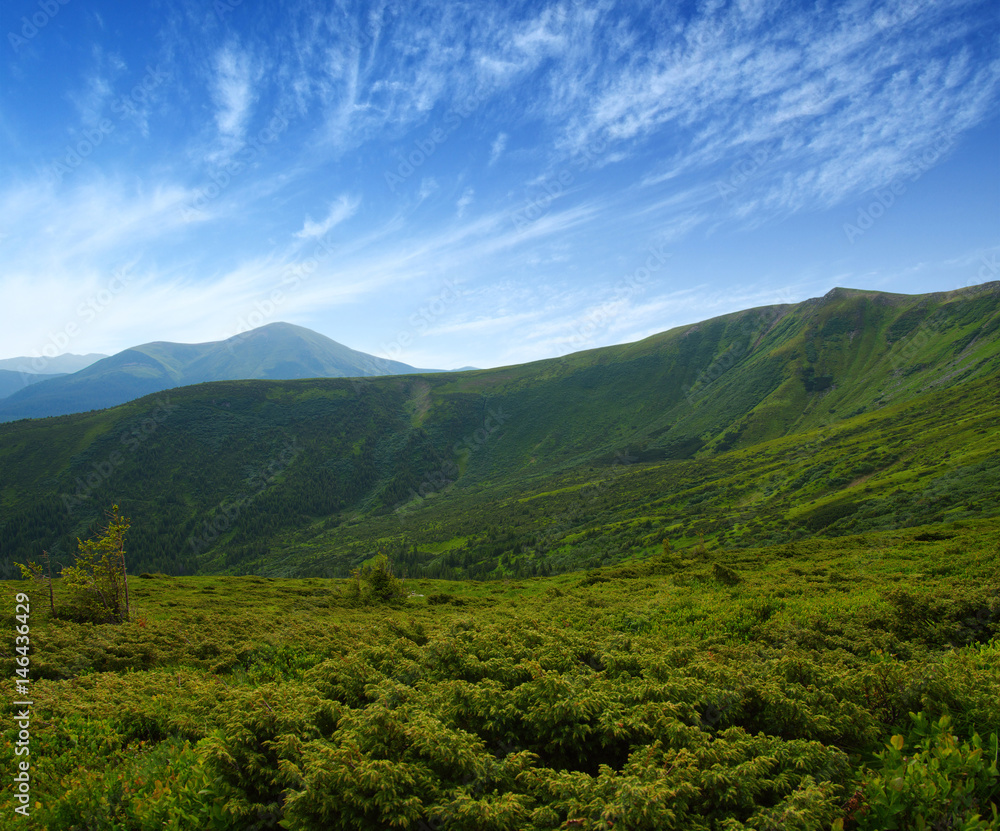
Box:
[2,521,997,829]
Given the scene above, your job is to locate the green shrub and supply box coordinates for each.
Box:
[713,562,742,586]
[345,554,408,605]
[578,570,612,586]
[428,592,466,605]
[852,713,999,830]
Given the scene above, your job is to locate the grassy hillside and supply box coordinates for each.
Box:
[2,522,997,828]
[0,371,57,401]
[0,283,997,579]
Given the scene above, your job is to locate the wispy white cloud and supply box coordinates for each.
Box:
[425,310,543,338]
[417,177,438,202]
[70,72,115,129]
[0,176,220,356]
[0,176,195,272]
[456,187,474,218]
[489,132,507,165]
[209,42,260,160]
[550,0,1000,221]
[295,194,360,239]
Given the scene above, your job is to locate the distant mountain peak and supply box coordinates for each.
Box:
[231,321,315,337]
[0,324,428,421]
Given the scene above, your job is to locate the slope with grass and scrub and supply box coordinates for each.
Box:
[0,282,997,580]
[1,522,997,829]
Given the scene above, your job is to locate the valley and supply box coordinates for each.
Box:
[1,283,997,581]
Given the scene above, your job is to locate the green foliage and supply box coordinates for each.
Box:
[17,549,55,615]
[3,523,998,829]
[7,716,239,830]
[800,500,860,533]
[345,554,407,605]
[854,714,999,830]
[57,505,132,623]
[427,592,467,605]
[712,562,741,586]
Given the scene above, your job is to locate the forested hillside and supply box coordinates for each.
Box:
[0,283,997,579]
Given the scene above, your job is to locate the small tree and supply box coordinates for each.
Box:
[61,505,132,623]
[17,549,56,616]
[345,553,407,605]
[365,553,404,602]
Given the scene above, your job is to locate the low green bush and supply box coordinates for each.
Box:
[850,713,999,830]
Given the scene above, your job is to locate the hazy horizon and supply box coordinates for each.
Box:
[3,278,1000,371]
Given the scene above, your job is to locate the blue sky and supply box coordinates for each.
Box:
[1,0,998,370]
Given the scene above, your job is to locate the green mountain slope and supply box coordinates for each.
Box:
[0,323,430,421]
[0,369,66,400]
[0,283,997,578]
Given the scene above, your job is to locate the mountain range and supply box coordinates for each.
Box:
[0,353,108,400]
[0,352,108,375]
[0,323,431,421]
[0,369,62,400]
[0,282,997,579]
